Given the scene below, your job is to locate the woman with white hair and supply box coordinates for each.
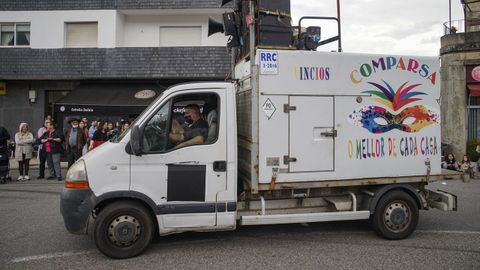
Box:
[15,122,34,180]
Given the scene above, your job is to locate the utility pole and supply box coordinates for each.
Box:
[337,0,342,52]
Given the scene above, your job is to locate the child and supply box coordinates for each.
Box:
[442,153,459,171]
[459,155,474,178]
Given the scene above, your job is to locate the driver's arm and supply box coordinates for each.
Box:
[169,119,185,143]
[174,135,204,149]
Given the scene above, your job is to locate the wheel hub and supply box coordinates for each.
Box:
[108,215,141,246]
[384,201,411,232]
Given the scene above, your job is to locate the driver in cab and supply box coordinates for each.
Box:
[169,104,208,148]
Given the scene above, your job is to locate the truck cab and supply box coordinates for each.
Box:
[61,82,239,258]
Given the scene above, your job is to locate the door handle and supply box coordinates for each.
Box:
[213,161,227,172]
[321,129,337,137]
[283,155,297,165]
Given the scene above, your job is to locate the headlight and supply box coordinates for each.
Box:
[65,160,89,189]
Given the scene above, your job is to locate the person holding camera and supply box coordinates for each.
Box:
[36,118,50,179]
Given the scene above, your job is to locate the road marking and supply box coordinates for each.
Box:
[10,231,480,263]
[0,189,60,195]
[416,230,480,235]
[12,250,95,263]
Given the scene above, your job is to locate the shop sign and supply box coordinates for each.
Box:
[472,66,480,82]
[467,65,480,82]
[59,105,95,113]
[135,89,156,99]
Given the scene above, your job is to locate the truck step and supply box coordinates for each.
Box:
[240,210,370,226]
[427,189,457,211]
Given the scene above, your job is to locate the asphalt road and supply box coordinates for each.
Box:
[0,169,479,270]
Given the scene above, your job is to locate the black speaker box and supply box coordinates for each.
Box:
[257,13,292,47]
[258,0,291,14]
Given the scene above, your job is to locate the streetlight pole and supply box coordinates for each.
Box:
[449,0,452,33]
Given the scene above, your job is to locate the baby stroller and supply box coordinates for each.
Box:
[0,143,12,184]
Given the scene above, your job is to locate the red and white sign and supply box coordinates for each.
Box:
[467,65,480,82]
[472,66,480,82]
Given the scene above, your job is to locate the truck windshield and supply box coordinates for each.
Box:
[110,91,165,143]
[110,123,132,143]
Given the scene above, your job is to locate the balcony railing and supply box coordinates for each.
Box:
[443,19,466,35]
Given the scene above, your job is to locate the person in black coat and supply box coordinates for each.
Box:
[0,125,10,149]
[64,118,87,168]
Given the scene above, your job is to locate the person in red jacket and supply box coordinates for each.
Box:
[40,122,64,181]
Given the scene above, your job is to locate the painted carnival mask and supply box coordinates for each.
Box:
[349,80,440,134]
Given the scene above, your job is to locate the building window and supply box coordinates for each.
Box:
[468,94,480,140]
[0,23,30,46]
[65,22,98,48]
[159,26,201,47]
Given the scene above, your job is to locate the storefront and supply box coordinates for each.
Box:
[467,65,480,139]
[53,83,163,130]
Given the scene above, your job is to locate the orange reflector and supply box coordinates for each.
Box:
[65,181,90,189]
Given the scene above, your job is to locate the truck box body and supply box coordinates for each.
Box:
[236,50,441,190]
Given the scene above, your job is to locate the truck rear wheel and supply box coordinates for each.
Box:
[94,201,155,259]
[372,190,419,240]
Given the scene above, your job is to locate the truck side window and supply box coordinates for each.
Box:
[167,94,219,150]
[142,101,170,153]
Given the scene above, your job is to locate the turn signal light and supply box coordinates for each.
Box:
[65,181,90,189]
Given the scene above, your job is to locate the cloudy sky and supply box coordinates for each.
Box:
[290,0,464,56]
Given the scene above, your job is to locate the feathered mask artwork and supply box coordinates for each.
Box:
[349,80,439,134]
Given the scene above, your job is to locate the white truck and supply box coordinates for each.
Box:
[60,49,461,259]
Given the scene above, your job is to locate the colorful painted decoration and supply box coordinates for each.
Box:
[362,80,426,111]
[349,80,439,134]
[349,105,439,134]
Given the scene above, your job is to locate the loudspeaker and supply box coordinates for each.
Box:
[208,17,224,36]
[223,12,242,48]
[223,12,238,36]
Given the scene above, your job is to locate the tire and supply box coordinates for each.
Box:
[372,190,419,240]
[94,201,155,259]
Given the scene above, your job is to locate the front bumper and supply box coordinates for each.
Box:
[60,188,96,234]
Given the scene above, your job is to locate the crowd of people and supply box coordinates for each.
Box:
[1,113,479,181]
[0,116,130,181]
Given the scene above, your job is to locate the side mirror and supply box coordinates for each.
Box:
[129,126,143,156]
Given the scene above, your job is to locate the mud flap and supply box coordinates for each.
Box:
[426,190,457,211]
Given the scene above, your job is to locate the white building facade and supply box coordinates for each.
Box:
[0,9,228,48]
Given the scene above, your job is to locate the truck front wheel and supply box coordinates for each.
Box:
[372,190,419,240]
[94,201,155,259]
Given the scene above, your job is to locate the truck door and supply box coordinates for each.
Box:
[130,89,232,230]
[288,96,335,172]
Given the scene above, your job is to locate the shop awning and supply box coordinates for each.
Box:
[468,83,480,97]
[56,83,165,106]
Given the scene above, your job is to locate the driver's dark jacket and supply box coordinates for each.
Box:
[183,119,208,141]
